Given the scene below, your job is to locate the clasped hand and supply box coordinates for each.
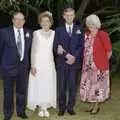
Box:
[57,45,75,65]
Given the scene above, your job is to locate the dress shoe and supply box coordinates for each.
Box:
[90,107,100,115]
[84,108,93,112]
[17,113,28,119]
[4,116,11,120]
[67,110,76,115]
[4,118,10,120]
[58,110,65,116]
[84,104,95,112]
[44,110,50,117]
[38,110,44,117]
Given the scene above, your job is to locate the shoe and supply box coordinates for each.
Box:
[58,110,65,116]
[90,107,100,115]
[84,108,94,112]
[84,104,95,112]
[4,118,10,120]
[4,116,11,120]
[17,113,28,119]
[84,109,93,112]
[67,110,76,115]
[38,110,44,117]
[44,110,50,117]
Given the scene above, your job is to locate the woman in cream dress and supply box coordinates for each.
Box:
[27,11,56,117]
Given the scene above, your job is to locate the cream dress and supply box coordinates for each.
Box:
[27,29,56,110]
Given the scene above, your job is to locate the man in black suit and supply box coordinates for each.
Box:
[0,12,32,120]
[54,8,84,116]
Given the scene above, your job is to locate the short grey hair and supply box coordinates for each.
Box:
[63,7,75,14]
[85,14,101,29]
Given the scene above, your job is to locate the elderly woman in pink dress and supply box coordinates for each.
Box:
[80,14,112,114]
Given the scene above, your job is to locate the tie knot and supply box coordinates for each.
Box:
[18,29,21,33]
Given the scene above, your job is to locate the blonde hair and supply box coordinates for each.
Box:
[86,14,101,29]
[38,11,53,25]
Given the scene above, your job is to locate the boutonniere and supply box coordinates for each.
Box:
[25,32,30,38]
[75,29,81,35]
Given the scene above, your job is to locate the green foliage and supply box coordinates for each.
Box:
[101,7,120,34]
[0,0,73,24]
[0,0,120,73]
[97,7,120,73]
[110,41,120,73]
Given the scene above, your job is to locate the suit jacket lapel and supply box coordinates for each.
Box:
[9,26,19,55]
[23,28,30,58]
[63,24,71,38]
[72,24,77,36]
[23,28,27,58]
[63,23,76,37]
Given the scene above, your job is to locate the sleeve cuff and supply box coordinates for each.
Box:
[63,51,67,57]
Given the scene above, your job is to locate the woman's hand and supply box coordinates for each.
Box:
[57,45,65,55]
[31,68,37,76]
[108,51,112,60]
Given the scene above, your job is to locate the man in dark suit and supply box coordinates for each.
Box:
[0,12,32,120]
[54,7,84,116]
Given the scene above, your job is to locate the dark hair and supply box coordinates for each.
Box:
[12,11,25,19]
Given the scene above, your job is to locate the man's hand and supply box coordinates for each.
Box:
[57,45,65,55]
[31,68,37,76]
[65,53,76,65]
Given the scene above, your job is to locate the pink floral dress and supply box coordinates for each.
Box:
[80,34,110,102]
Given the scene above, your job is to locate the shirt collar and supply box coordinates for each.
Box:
[65,23,73,29]
[13,26,23,33]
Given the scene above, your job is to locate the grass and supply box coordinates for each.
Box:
[0,73,120,120]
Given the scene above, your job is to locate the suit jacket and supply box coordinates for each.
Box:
[92,30,112,70]
[0,26,32,76]
[53,23,84,70]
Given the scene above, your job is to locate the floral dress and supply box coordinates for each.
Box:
[80,34,110,102]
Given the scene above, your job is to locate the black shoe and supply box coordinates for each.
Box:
[58,110,65,116]
[17,113,28,119]
[4,116,11,120]
[67,110,76,115]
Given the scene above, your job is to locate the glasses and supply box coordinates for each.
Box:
[13,18,25,21]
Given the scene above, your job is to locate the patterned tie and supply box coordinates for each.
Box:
[17,30,22,58]
[68,26,72,36]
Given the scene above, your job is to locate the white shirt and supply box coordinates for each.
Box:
[13,26,25,61]
[65,23,73,34]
